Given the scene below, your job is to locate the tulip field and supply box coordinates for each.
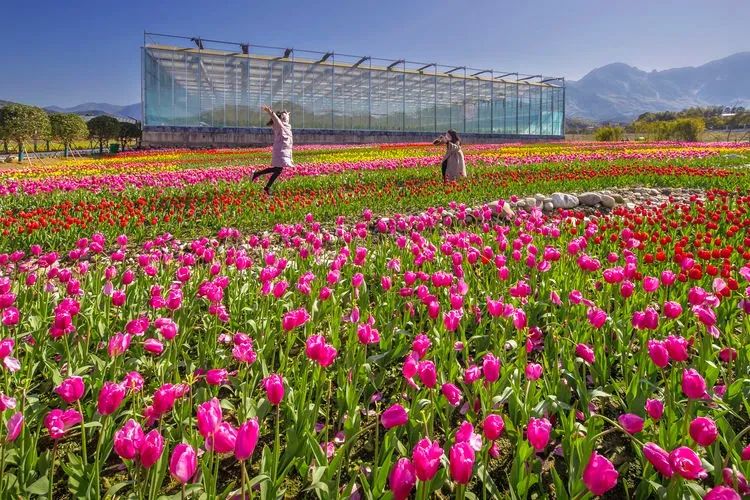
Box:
[1,141,750,500]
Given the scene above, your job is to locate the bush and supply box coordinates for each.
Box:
[50,114,88,156]
[670,118,705,142]
[87,116,121,154]
[0,103,51,160]
[593,126,624,141]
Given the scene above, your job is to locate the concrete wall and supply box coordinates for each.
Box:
[142,126,563,148]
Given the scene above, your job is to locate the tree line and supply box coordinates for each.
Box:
[0,103,141,161]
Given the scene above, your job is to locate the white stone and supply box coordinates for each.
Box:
[600,194,616,208]
[551,192,579,209]
[578,192,602,206]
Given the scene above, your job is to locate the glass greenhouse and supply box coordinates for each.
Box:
[142,34,565,137]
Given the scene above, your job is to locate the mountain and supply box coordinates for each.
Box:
[567,52,750,122]
[44,102,141,121]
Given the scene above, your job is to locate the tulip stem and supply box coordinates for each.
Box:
[241,460,249,500]
[273,405,281,487]
[48,442,58,500]
[77,400,88,466]
[181,483,186,500]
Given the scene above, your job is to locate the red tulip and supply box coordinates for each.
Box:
[582,452,619,496]
[169,443,198,484]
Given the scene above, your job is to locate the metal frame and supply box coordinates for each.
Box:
[141,32,564,137]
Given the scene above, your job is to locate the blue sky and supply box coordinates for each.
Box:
[3,0,747,107]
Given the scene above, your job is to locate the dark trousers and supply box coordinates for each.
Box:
[254,166,283,190]
[441,160,447,181]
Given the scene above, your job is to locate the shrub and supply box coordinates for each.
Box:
[593,126,624,142]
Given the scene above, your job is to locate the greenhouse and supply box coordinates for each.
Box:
[142,33,565,144]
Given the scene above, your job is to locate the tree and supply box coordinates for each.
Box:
[87,115,121,154]
[670,117,705,142]
[118,122,142,151]
[0,103,51,161]
[593,125,624,141]
[50,113,88,157]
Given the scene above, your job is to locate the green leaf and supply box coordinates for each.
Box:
[26,476,50,495]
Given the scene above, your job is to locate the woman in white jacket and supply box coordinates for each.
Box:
[252,105,294,195]
[433,129,466,182]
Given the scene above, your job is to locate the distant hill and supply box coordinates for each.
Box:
[567,52,750,122]
[45,102,141,121]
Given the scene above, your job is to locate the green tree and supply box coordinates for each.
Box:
[0,103,51,161]
[50,113,88,157]
[593,125,624,141]
[670,117,705,142]
[87,115,121,154]
[118,122,142,151]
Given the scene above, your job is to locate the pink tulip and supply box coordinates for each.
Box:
[647,340,670,368]
[527,417,552,451]
[525,363,543,381]
[742,445,750,461]
[682,369,707,399]
[645,399,664,420]
[417,360,437,388]
[412,334,431,359]
[441,383,462,406]
[412,438,443,482]
[143,338,164,355]
[443,310,462,332]
[206,368,228,386]
[669,446,707,480]
[262,374,285,405]
[689,416,718,447]
[114,419,145,460]
[0,338,13,359]
[455,421,482,451]
[152,384,179,416]
[483,414,505,440]
[389,458,416,500]
[643,276,660,292]
[575,343,595,364]
[97,382,126,415]
[643,442,673,478]
[381,404,408,429]
[618,413,644,434]
[140,429,165,468]
[235,419,260,461]
[44,408,81,439]
[587,307,608,329]
[206,422,237,454]
[5,412,23,442]
[665,335,689,361]
[722,468,750,496]
[449,441,475,484]
[54,376,85,404]
[704,486,742,500]
[169,443,198,484]
[357,323,380,345]
[582,452,619,496]
[197,398,223,438]
[482,353,501,382]
[663,301,683,319]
